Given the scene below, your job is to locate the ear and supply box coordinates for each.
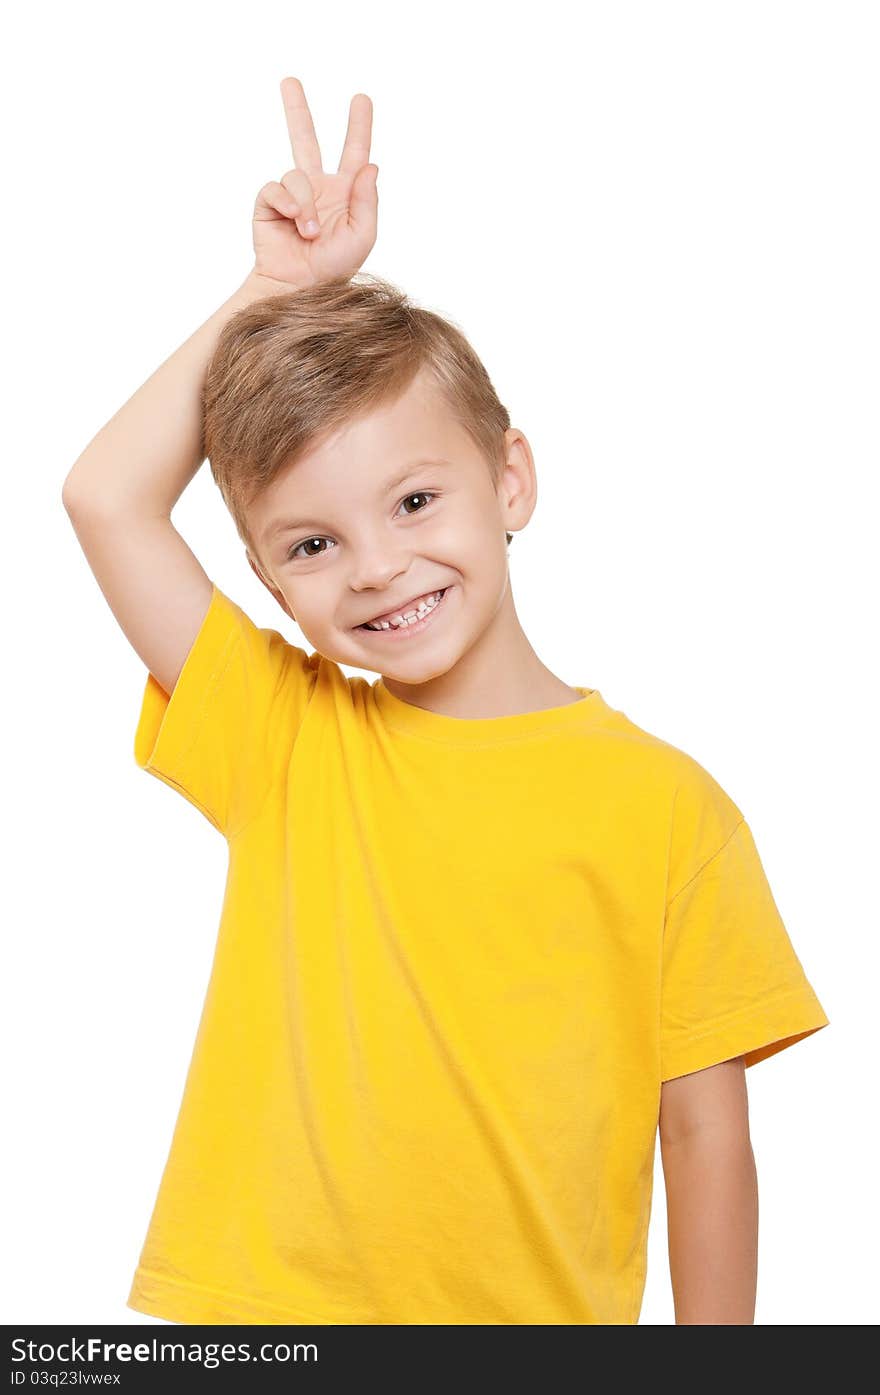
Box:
[246,551,296,624]
[498,429,537,535]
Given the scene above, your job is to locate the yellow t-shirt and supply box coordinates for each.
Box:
[127,583,829,1326]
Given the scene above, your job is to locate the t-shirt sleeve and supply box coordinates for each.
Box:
[659,760,829,1082]
[133,582,321,839]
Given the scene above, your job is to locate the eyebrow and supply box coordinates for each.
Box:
[262,458,454,544]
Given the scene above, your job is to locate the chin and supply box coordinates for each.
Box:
[385,652,460,685]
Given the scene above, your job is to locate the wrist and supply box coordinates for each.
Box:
[236,268,305,304]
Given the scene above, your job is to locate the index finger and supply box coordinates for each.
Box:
[280,76,323,175]
[337,92,373,175]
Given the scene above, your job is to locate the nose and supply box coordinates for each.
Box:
[348,549,411,595]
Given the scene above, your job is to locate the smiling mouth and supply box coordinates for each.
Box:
[355,587,451,636]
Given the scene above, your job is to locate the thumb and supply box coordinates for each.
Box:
[349,163,378,232]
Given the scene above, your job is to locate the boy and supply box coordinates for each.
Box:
[63,76,828,1326]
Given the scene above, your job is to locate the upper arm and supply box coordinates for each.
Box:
[62,493,214,698]
[659,1056,750,1146]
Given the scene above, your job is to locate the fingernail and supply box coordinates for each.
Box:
[304,219,319,235]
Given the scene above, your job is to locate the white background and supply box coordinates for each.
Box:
[4,0,876,1326]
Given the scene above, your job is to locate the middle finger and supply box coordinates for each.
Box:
[280,76,323,175]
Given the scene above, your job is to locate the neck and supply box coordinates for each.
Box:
[380,580,582,719]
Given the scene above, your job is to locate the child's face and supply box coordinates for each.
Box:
[245,368,535,683]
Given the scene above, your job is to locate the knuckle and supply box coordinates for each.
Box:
[280,169,311,200]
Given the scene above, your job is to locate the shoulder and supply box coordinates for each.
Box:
[590,703,744,887]
[590,701,739,807]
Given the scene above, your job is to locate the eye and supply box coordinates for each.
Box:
[285,492,437,563]
[287,536,334,562]
[398,491,436,516]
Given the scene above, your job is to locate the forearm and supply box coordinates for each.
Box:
[62,269,291,518]
[661,1131,758,1324]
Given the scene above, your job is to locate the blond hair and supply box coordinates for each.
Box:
[203,272,514,563]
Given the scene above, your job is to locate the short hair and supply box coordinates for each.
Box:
[203,272,514,564]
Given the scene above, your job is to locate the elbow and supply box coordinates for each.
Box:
[62,471,112,518]
[61,472,87,515]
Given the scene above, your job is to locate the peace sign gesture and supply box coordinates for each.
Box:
[252,77,378,289]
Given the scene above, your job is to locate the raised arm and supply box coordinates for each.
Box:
[62,273,294,696]
[62,76,378,697]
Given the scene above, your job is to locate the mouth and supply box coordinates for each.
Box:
[354,586,452,640]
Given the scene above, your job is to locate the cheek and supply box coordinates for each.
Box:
[444,518,503,569]
[432,511,487,554]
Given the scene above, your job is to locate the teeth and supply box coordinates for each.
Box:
[364,589,443,631]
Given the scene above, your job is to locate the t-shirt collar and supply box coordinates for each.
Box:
[372,678,612,745]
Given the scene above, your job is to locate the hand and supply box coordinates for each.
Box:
[251,76,378,290]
